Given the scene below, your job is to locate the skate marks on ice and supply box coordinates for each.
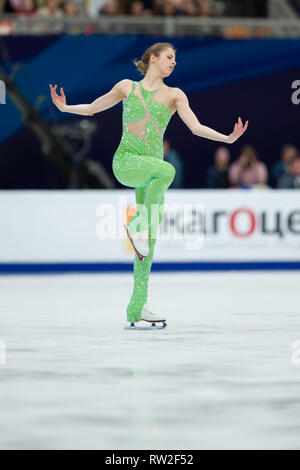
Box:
[0,272,300,449]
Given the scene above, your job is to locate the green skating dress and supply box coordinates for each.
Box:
[112,80,175,323]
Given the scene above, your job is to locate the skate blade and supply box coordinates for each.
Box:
[124,322,167,330]
[124,224,145,261]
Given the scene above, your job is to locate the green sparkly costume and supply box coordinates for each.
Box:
[112,80,175,323]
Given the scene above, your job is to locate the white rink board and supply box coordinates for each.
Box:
[0,189,299,263]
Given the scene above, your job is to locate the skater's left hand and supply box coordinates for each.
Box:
[226,117,249,144]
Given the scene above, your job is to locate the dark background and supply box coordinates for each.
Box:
[0,35,299,188]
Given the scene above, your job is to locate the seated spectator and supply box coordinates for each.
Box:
[62,0,82,33]
[130,1,144,15]
[152,0,164,15]
[196,0,213,17]
[163,138,184,188]
[14,0,37,15]
[271,144,299,188]
[205,146,231,188]
[277,157,300,189]
[99,0,119,14]
[181,0,197,16]
[229,145,268,188]
[161,0,176,15]
[153,0,183,16]
[63,0,79,16]
[85,0,106,17]
[37,0,64,17]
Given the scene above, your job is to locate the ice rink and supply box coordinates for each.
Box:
[0,271,300,450]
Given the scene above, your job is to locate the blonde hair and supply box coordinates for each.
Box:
[132,42,176,76]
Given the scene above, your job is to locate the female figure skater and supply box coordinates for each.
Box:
[49,42,248,327]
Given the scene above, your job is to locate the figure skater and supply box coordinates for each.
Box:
[49,42,248,327]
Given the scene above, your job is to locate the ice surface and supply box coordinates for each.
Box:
[0,271,300,450]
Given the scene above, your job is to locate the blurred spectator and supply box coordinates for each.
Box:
[99,0,119,14]
[85,0,106,17]
[205,146,230,188]
[196,0,213,17]
[271,144,299,188]
[153,0,180,15]
[130,1,144,15]
[63,0,79,15]
[229,145,268,188]
[163,138,184,188]
[62,0,82,33]
[277,157,300,189]
[37,0,63,17]
[161,0,176,15]
[150,0,214,17]
[119,0,153,15]
[180,0,195,15]
[152,0,163,15]
[14,0,37,15]
[150,0,180,16]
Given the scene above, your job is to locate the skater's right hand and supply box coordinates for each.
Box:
[49,84,66,111]
[226,117,248,144]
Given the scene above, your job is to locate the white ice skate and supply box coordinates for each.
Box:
[124,304,167,330]
[124,224,149,260]
[141,303,167,325]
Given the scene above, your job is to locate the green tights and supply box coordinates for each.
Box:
[112,152,176,322]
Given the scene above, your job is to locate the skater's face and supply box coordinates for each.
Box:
[151,48,176,77]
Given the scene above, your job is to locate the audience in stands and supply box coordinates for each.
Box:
[129,1,144,16]
[14,0,36,15]
[229,145,268,188]
[276,157,300,189]
[271,144,299,188]
[99,0,119,14]
[0,1,294,190]
[205,146,231,188]
[0,0,215,17]
[0,0,269,18]
[63,0,78,15]
[163,138,184,188]
[36,0,63,17]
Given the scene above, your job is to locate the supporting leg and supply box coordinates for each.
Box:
[126,189,166,323]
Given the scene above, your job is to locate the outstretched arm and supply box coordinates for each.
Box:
[174,89,248,144]
[49,79,129,116]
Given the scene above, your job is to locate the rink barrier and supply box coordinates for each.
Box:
[0,261,300,274]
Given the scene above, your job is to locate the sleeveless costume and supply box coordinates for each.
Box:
[112,80,175,323]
